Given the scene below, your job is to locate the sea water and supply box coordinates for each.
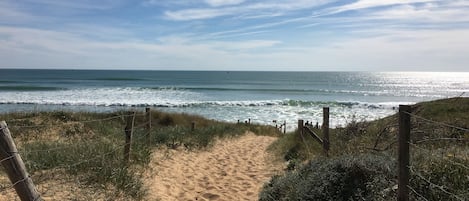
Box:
[1,69,468,131]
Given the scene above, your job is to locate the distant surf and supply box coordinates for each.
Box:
[1,70,467,131]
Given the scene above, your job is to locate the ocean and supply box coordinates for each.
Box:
[1,69,468,131]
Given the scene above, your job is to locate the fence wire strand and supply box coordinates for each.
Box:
[409,142,469,170]
[1,111,150,200]
[7,113,144,129]
[400,108,469,201]
[409,166,465,201]
[405,111,469,132]
[0,155,15,163]
[408,185,429,201]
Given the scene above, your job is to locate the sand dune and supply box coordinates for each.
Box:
[144,132,283,201]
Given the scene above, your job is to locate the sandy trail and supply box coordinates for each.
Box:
[144,132,283,201]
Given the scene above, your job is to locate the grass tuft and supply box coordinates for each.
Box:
[263,98,469,201]
[0,109,279,200]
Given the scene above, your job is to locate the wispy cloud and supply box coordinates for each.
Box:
[23,0,124,10]
[1,0,468,71]
[164,0,333,21]
[164,8,231,21]
[367,3,469,23]
[205,0,246,7]
[308,0,469,32]
[325,0,437,14]
[0,1,40,23]
[0,26,282,68]
[2,24,468,71]
[204,16,310,39]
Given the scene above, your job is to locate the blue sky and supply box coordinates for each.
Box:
[0,0,468,71]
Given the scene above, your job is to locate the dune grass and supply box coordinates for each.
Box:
[263,97,469,200]
[0,109,280,200]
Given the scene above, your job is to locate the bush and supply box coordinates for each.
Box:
[260,154,397,201]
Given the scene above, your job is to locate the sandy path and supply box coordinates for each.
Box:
[144,132,283,201]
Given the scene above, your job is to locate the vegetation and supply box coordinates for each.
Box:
[260,154,397,201]
[263,97,469,201]
[2,97,467,200]
[0,109,280,200]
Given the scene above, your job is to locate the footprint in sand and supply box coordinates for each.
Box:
[202,192,220,200]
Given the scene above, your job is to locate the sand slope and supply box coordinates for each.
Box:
[144,132,283,201]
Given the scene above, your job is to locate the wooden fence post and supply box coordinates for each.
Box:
[191,122,195,132]
[0,121,42,201]
[124,112,135,164]
[398,105,411,201]
[297,119,304,136]
[322,107,330,156]
[145,107,151,145]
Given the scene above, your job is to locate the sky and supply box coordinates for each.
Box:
[0,0,468,71]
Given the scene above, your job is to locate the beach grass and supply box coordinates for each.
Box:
[0,109,280,200]
[263,97,469,200]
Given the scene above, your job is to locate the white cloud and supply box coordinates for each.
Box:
[205,0,245,7]
[367,3,469,23]
[0,26,283,69]
[0,1,39,23]
[329,0,437,14]
[23,0,123,10]
[305,0,469,32]
[1,25,468,71]
[274,29,469,71]
[205,16,308,39]
[164,0,333,20]
[164,8,231,20]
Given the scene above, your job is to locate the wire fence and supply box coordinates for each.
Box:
[7,113,144,129]
[0,110,152,200]
[402,111,468,201]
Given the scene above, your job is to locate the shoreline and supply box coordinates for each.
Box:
[0,100,401,132]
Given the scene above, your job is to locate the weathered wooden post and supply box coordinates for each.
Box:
[398,105,411,201]
[0,121,42,201]
[297,119,304,136]
[124,112,135,164]
[322,107,330,156]
[145,107,152,145]
[191,121,195,132]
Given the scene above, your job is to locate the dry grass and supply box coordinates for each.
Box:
[263,98,469,200]
[0,109,280,200]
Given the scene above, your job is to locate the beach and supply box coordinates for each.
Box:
[1,70,468,200]
[144,132,283,201]
[0,110,283,200]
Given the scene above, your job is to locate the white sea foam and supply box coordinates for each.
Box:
[0,87,204,107]
[2,70,467,132]
[0,87,404,131]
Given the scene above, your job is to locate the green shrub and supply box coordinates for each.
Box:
[260,154,397,201]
